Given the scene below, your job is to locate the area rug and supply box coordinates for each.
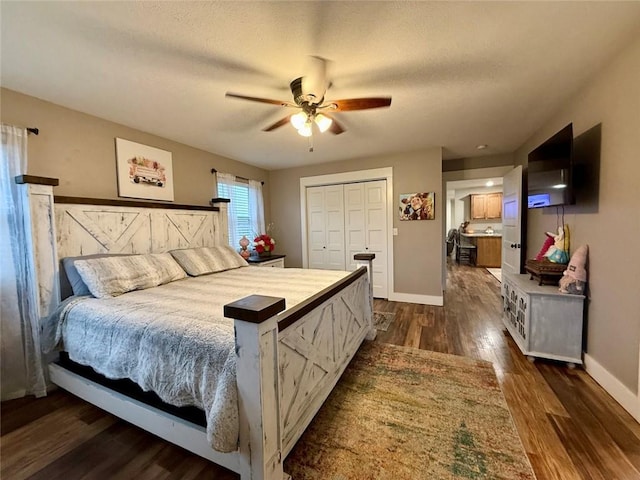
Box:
[285,342,534,480]
[486,267,502,283]
[372,311,396,331]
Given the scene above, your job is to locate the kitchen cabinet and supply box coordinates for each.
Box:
[486,193,502,219]
[470,193,502,220]
[461,233,502,267]
[475,236,502,267]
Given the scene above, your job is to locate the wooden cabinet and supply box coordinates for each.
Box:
[471,195,486,220]
[486,193,502,219]
[502,273,585,366]
[475,236,501,267]
[470,193,502,219]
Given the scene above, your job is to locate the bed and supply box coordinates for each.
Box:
[18,177,375,480]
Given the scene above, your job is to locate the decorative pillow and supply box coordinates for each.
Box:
[73,253,187,298]
[170,245,248,276]
[61,253,132,297]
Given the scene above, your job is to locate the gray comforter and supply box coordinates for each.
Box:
[42,266,350,452]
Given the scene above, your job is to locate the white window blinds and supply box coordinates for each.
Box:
[217,173,265,248]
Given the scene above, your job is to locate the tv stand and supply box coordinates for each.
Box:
[502,273,585,366]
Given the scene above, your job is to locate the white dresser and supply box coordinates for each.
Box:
[502,273,585,367]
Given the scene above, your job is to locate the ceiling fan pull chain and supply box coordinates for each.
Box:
[308,134,314,153]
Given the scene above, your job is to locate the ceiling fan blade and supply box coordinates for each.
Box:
[226,92,295,107]
[328,97,392,111]
[262,116,292,132]
[324,115,345,135]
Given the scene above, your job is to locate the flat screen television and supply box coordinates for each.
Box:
[527,123,574,209]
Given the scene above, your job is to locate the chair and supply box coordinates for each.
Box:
[455,230,477,266]
[445,229,456,256]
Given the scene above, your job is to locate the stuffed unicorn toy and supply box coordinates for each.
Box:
[544,225,570,264]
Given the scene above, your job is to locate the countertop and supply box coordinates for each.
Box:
[461,232,502,238]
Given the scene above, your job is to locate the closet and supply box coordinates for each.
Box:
[307,185,346,271]
[306,180,388,298]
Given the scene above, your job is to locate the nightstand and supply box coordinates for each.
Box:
[246,254,286,268]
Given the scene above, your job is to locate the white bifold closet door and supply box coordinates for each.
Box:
[306,184,346,270]
[344,181,388,298]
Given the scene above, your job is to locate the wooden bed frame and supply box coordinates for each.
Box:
[17,176,375,480]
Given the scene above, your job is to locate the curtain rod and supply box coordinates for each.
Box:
[27,127,39,135]
[210,168,264,186]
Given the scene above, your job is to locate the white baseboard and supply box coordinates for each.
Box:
[584,353,640,423]
[388,292,443,306]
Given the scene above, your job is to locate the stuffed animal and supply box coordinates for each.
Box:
[535,233,555,261]
[545,225,570,264]
[559,244,588,294]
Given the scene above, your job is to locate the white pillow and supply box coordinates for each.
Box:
[74,253,187,298]
[61,253,132,298]
[170,245,248,276]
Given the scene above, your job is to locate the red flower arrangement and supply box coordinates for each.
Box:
[253,234,276,254]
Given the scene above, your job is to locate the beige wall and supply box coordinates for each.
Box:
[269,148,443,298]
[514,34,640,393]
[0,88,271,220]
[442,153,514,172]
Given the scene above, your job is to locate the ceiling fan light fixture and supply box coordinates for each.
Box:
[297,122,313,137]
[314,113,332,133]
[291,111,308,130]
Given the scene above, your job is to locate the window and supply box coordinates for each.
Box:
[217,173,264,248]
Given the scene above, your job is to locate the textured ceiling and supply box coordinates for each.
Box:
[2,2,640,170]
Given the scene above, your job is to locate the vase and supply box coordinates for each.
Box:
[239,235,251,259]
[258,251,271,258]
[239,235,250,250]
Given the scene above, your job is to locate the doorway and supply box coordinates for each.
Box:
[444,176,505,283]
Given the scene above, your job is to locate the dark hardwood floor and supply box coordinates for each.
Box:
[2,262,639,479]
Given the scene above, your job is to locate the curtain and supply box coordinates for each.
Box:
[216,172,240,246]
[0,124,46,400]
[248,179,265,237]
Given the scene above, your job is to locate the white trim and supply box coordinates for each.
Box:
[388,292,443,306]
[584,353,640,423]
[300,167,394,298]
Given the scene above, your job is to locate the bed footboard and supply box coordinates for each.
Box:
[225,258,373,479]
[278,271,370,456]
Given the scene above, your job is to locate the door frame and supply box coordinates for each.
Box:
[300,167,394,299]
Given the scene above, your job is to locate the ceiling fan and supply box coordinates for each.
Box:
[225,57,391,149]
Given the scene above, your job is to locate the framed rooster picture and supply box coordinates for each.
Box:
[399,192,435,220]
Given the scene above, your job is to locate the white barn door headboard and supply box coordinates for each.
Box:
[55,200,228,258]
